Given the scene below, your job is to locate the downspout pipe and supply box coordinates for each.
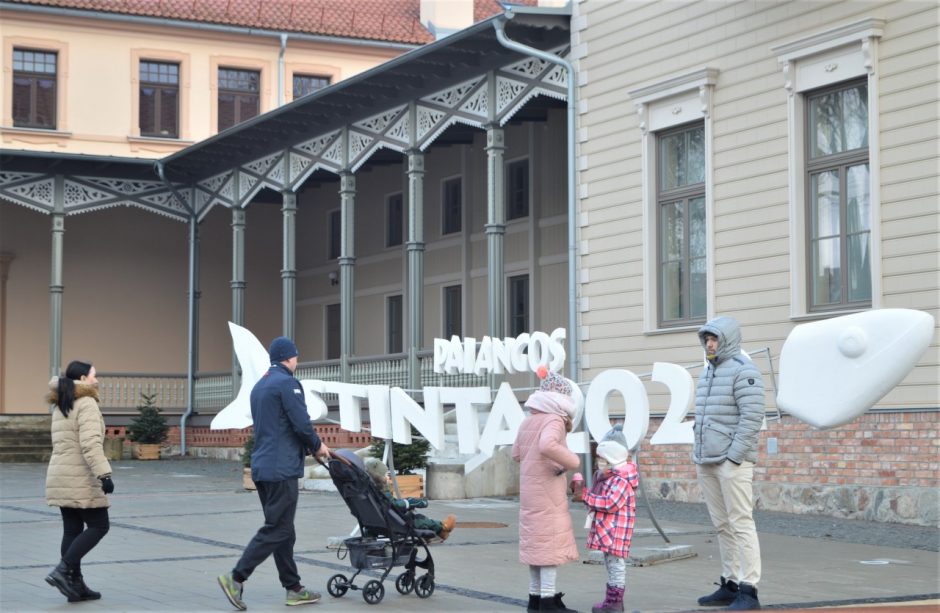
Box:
[278,34,288,106]
[155,160,197,457]
[493,13,592,480]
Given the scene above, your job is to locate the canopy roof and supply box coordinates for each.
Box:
[160,8,570,183]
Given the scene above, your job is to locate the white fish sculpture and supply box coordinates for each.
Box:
[776,309,934,429]
[210,322,272,430]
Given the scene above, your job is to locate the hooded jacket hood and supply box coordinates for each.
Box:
[45,376,100,405]
[698,316,742,364]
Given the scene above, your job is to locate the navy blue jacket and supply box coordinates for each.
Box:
[249,363,321,482]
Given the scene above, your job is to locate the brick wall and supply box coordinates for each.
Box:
[640,411,939,526]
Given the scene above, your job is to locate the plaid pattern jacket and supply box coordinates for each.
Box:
[582,463,639,558]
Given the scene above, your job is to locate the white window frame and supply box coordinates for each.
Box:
[772,18,884,319]
[629,68,717,334]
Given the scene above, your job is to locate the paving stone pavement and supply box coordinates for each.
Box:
[1,458,937,613]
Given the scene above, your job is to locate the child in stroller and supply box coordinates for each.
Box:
[321,449,442,605]
[363,457,456,542]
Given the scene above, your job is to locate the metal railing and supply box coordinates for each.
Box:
[97,373,188,412]
[98,352,490,413]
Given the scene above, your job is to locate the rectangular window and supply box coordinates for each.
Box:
[293,74,330,99]
[806,80,871,311]
[508,275,529,337]
[386,295,403,354]
[328,210,341,260]
[507,158,529,220]
[657,122,707,327]
[326,303,341,360]
[443,285,462,339]
[139,61,179,138]
[441,177,462,235]
[218,68,259,131]
[386,193,403,247]
[12,48,57,129]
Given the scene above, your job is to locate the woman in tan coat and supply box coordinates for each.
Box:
[44,360,114,603]
[512,367,582,613]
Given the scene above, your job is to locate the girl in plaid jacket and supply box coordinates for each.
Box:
[576,425,639,613]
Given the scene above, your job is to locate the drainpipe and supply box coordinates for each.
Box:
[278,34,288,106]
[493,13,592,479]
[156,161,197,456]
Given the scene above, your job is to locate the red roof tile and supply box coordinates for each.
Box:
[5,0,437,44]
[474,0,537,24]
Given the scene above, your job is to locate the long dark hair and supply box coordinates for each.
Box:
[57,361,93,417]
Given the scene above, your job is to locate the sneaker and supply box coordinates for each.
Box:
[218,573,246,611]
[440,514,457,541]
[285,586,321,606]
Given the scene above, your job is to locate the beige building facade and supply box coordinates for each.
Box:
[574,0,938,411]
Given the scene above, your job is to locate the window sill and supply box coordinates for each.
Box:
[127,135,194,153]
[644,323,702,336]
[1,126,72,146]
[790,307,870,323]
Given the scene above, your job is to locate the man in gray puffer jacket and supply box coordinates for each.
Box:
[693,316,764,611]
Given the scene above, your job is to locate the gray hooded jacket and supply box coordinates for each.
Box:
[692,316,765,465]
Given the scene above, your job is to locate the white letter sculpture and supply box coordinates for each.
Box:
[212,309,935,473]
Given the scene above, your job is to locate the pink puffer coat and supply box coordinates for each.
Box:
[512,411,581,566]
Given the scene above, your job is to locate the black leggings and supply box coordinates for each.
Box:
[60,507,110,567]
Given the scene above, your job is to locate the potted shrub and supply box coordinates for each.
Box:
[241,433,256,490]
[126,392,169,460]
[368,430,430,497]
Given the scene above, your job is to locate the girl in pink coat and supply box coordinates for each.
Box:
[574,425,638,613]
[512,367,582,613]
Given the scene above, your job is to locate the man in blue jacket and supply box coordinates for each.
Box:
[218,337,331,610]
[693,316,764,611]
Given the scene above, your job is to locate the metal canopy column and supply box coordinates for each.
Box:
[485,104,507,339]
[406,148,425,391]
[281,189,297,338]
[339,170,356,382]
[231,182,246,386]
[49,175,65,381]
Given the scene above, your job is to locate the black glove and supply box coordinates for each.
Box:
[100,476,114,494]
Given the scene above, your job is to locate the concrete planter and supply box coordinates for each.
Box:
[103,437,124,461]
[242,467,256,491]
[133,443,161,460]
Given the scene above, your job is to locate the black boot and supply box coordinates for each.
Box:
[539,594,579,612]
[527,593,540,612]
[697,576,738,606]
[728,583,761,610]
[73,567,102,601]
[45,559,82,602]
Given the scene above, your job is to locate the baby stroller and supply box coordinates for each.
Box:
[320,449,436,605]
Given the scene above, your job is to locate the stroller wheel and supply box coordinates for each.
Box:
[395,572,415,595]
[414,573,435,598]
[327,573,349,598]
[362,579,385,605]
